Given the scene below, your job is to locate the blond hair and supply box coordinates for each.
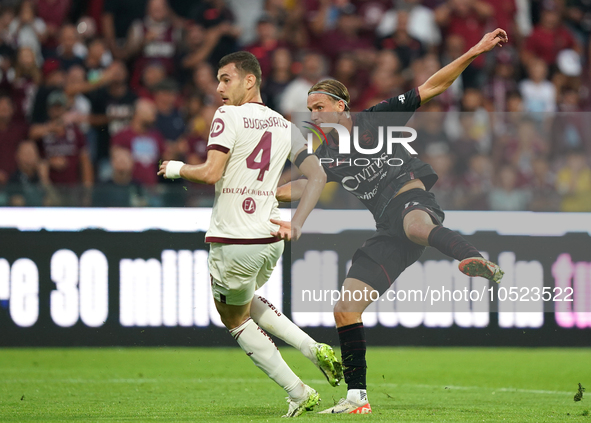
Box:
[308,79,351,111]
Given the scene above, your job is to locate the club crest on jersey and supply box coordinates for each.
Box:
[210,118,225,137]
[398,94,405,104]
[242,197,256,214]
[360,130,373,147]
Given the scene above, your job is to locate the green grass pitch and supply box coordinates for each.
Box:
[0,347,589,422]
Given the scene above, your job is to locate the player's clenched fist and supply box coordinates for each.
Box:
[474,28,508,54]
[157,160,184,179]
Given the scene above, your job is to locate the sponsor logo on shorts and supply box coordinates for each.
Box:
[242,197,256,214]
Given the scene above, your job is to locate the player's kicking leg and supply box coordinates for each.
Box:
[403,209,504,282]
[250,295,343,387]
[318,277,375,414]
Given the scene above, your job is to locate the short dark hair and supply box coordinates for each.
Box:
[219,51,262,87]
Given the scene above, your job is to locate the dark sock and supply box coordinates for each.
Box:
[338,323,367,390]
[427,226,483,261]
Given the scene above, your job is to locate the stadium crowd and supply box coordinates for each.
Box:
[0,0,590,211]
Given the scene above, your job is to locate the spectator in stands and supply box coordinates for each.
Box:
[84,38,111,83]
[246,15,286,78]
[550,88,589,157]
[0,7,16,45]
[483,49,518,112]
[262,47,293,112]
[193,62,223,107]
[504,119,548,178]
[565,0,591,45]
[7,0,47,65]
[483,0,517,39]
[153,79,186,161]
[189,0,240,65]
[92,147,146,207]
[280,51,329,118]
[64,65,91,135]
[331,52,364,107]
[356,65,403,110]
[277,0,307,49]
[377,10,425,70]
[30,58,65,125]
[374,49,401,74]
[435,0,492,87]
[128,0,180,89]
[458,153,493,210]
[264,0,292,37]
[555,150,591,211]
[519,58,557,113]
[424,143,459,210]
[102,0,148,60]
[111,98,171,186]
[178,23,225,85]
[87,60,138,174]
[187,103,217,152]
[35,0,72,52]
[0,46,41,121]
[523,1,580,69]
[135,61,167,99]
[445,89,491,170]
[318,4,373,64]
[377,0,441,48]
[488,165,531,211]
[527,157,560,211]
[0,94,29,186]
[6,140,52,206]
[56,24,85,70]
[30,91,93,194]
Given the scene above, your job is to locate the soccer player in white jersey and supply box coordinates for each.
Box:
[157,51,341,417]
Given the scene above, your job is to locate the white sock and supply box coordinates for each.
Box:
[250,295,316,362]
[347,389,368,405]
[229,318,306,399]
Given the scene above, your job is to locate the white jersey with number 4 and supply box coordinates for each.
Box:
[205,102,305,244]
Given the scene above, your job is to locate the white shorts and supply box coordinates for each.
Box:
[208,241,284,306]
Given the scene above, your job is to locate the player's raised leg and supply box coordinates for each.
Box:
[250,295,343,387]
[403,209,504,282]
[318,278,374,414]
[214,298,319,417]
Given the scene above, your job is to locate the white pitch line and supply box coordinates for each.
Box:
[0,378,574,395]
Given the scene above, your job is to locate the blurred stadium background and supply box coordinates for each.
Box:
[0,0,590,421]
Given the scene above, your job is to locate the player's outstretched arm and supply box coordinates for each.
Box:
[157,149,230,184]
[418,28,508,105]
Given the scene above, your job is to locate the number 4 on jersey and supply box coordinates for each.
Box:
[246,131,271,181]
